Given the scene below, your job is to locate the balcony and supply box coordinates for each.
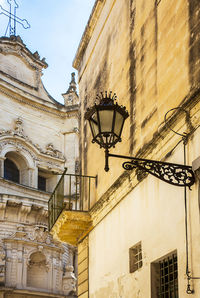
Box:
[48,169,97,245]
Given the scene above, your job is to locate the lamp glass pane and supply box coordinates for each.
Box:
[90,112,99,137]
[99,110,114,133]
[114,112,124,136]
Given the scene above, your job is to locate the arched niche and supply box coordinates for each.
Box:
[0,142,36,186]
[27,251,48,290]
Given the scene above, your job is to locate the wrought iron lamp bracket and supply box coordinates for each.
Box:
[106,150,195,189]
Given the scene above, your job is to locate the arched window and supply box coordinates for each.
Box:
[4,158,20,183]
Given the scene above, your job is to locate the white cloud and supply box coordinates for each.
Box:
[0,0,6,7]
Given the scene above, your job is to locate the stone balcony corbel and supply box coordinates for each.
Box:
[51,211,93,246]
[17,204,31,223]
[35,206,48,224]
[0,201,6,220]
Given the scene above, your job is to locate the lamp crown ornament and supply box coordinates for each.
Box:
[95,91,117,102]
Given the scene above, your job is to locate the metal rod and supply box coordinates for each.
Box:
[81,177,84,211]
[69,175,71,210]
[106,150,195,188]
[105,148,109,172]
[108,152,193,169]
[88,177,91,211]
[183,138,195,294]
[75,175,78,210]
[55,173,97,179]
[48,168,67,231]
[184,140,189,277]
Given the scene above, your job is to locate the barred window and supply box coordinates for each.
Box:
[151,252,178,298]
[129,242,142,273]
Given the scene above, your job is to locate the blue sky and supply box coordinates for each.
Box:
[0,0,95,103]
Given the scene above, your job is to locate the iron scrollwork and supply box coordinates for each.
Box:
[122,159,195,188]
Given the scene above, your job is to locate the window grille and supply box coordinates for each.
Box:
[158,253,178,297]
[151,253,178,298]
[129,242,142,273]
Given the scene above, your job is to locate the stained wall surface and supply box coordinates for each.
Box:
[73,0,200,297]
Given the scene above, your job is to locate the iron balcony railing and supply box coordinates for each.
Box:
[48,168,97,231]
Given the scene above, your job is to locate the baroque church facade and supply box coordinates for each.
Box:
[0,35,78,297]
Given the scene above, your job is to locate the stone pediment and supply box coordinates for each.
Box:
[0,36,60,105]
[0,117,65,162]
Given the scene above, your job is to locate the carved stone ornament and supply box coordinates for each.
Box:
[75,160,80,174]
[63,265,77,295]
[45,143,64,159]
[0,247,5,263]
[0,139,37,161]
[0,242,6,278]
[28,226,50,244]
[14,117,23,136]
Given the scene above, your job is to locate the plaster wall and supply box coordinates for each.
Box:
[88,136,200,297]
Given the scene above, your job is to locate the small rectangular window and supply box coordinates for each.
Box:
[129,242,142,273]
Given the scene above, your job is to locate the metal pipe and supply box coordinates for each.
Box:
[105,149,109,172]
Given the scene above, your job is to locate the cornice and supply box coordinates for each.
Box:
[73,0,105,70]
[0,192,49,206]
[0,84,69,118]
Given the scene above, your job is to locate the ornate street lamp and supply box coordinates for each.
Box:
[85,92,195,188]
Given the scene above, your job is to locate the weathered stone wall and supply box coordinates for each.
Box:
[76,0,194,201]
[73,0,200,297]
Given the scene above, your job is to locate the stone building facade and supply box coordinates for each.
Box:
[51,0,200,297]
[0,35,78,297]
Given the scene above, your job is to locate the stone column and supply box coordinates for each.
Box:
[8,249,18,287]
[21,247,28,288]
[28,167,37,188]
[0,157,5,178]
[16,244,23,288]
[0,245,5,286]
